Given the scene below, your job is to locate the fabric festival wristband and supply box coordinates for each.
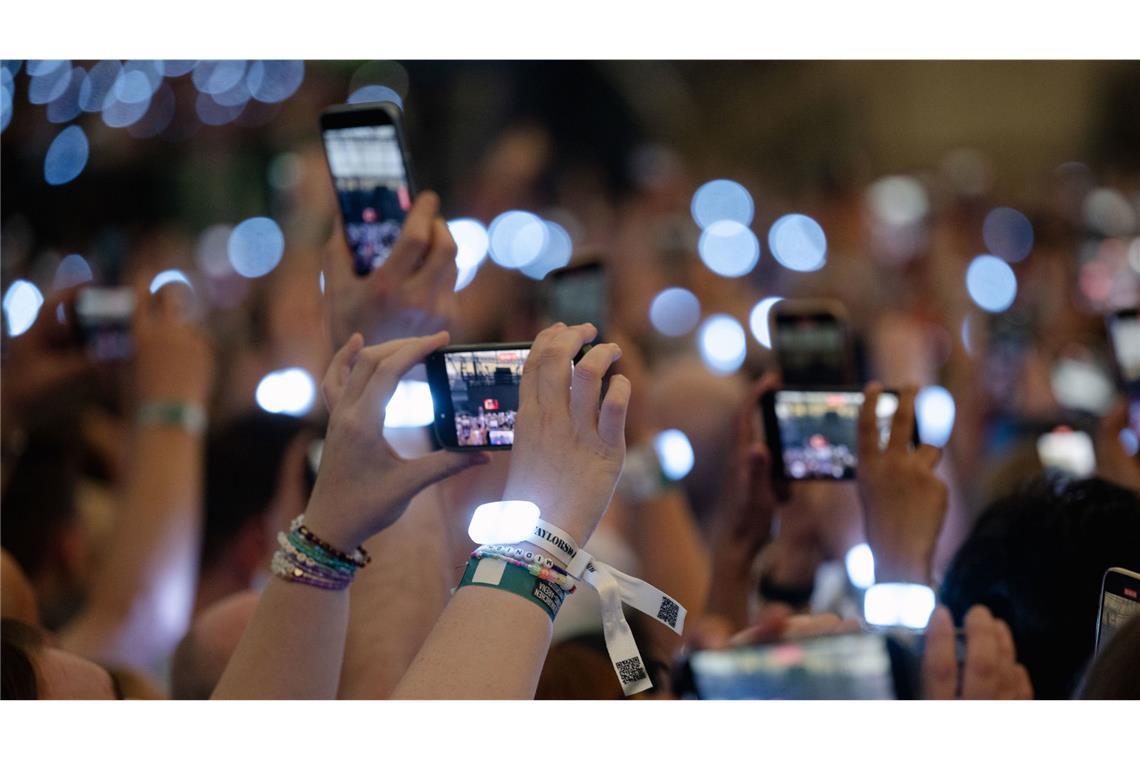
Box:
[524,518,688,696]
[457,556,565,622]
[136,400,207,435]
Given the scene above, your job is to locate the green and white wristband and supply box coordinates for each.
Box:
[457,556,566,622]
[136,400,207,435]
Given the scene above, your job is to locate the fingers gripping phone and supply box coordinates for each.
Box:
[1096,567,1140,653]
[769,299,856,386]
[760,387,918,481]
[320,102,417,276]
[426,343,530,450]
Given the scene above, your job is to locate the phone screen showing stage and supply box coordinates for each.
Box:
[774,390,898,479]
[443,348,529,448]
[1099,587,1140,651]
[322,123,411,275]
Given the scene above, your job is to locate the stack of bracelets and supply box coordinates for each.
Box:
[271,515,371,591]
[458,544,578,621]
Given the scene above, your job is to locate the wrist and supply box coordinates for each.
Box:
[136,399,207,435]
[302,500,370,556]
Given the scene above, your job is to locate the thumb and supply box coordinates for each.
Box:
[405,449,490,493]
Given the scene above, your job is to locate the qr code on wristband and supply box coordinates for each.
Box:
[656,596,679,628]
[615,656,648,686]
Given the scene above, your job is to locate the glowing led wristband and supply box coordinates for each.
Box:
[467,500,541,545]
[863,582,936,629]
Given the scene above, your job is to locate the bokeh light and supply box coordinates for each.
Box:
[255,368,316,417]
[193,60,247,95]
[448,218,490,292]
[51,254,94,291]
[79,61,122,113]
[916,385,956,447]
[1083,188,1136,237]
[649,287,701,337]
[43,125,89,186]
[698,314,747,375]
[3,280,45,337]
[748,296,784,348]
[867,176,929,227]
[654,428,695,481]
[845,543,875,590]
[520,220,574,280]
[864,582,935,629]
[983,207,1034,263]
[149,269,193,294]
[195,91,245,126]
[690,179,754,229]
[488,210,547,269]
[347,85,404,109]
[1,69,13,133]
[46,66,85,123]
[768,213,828,272]
[1050,358,1115,415]
[28,60,71,105]
[698,220,760,277]
[161,60,197,77]
[246,61,304,104]
[228,217,285,278]
[384,379,435,428]
[965,254,1017,312]
[128,83,177,139]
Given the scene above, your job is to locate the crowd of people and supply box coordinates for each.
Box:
[2,60,1140,706]
[456,410,517,447]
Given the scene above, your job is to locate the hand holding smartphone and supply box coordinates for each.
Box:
[426,343,531,450]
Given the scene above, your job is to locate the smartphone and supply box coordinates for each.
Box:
[1096,567,1140,653]
[74,286,135,361]
[770,300,856,386]
[1107,307,1140,405]
[426,343,530,451]
[1036,426,1096,477]
[761,387,917,480]
[544,261,606,336]
[678,632,919,700]
[320,102,417,276]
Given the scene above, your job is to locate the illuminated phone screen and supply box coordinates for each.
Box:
[773,389,900,480]
[322,123,411,275]
[443,348,529,448]
[1098,584,1140,652]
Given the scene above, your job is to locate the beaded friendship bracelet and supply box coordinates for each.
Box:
[471,547,578,593]
[479,544,566,572]
[270,514,367,590]
[271,550,353,591]
[291,515,371,568]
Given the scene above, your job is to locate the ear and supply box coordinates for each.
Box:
[232,517,274,579]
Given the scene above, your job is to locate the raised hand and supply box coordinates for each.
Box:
[856,383,948,584]
[322,191,459,347]
[922,605,1033,699]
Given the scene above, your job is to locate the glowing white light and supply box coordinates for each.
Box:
[246,61,304,103]
[447,218,489,291]
[698,314,747,375]
[3,280,45,337]
[43,125,89,186]
[195,224,236,277]
[876,393,900,418]
[845,543,876,590]
[319,271,325,294]
[649,287,701,337]
[748,296,783,348]
[698,220,760,277]
[1050,359,1115,415]
[468,500,541,545]
[1083,188,1136,238]
[769,213,827,272]
[867,176,929,227]
[488,210,547,269]
[983,207,1034,263]
[1130,238,1140,275]
[960,315,975,356]
[383,379,435,428]
[1,72,12,133]
[1121,428,1140,457]
[916,385,956,447]
[149,269,193,294]
[520,221,574,281]
[79,61,122,113]
[228,217,285,278]
[348,85,403,109]
[691,179,754,229]
[26,60,66,78]
[654,429,694,480]
[255,367,316,417]
[1037,430,1096,477]
[52,254,94,290]
[966,254,1017,313]
[863,583,935,629]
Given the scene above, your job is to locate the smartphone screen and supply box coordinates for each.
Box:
[546,262,606,335]
[1097,568,1140,652]
[772,309,854,386]
[1036,427,1096,477]
[687,633,899,699]
[75,287,135,361]
[763,388,909,480]
[426,344,529,450]
[320,104,414,276]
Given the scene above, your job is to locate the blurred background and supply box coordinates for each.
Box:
[3,60,1140,557]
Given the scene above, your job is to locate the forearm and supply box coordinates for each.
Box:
[62,425,203,669]
[213,578,349,699]
[337,486,454,698]
[392,585,552,699]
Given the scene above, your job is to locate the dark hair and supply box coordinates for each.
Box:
[940,475,1140,699]
[202,411,315,570]
[1,618,46,700]
[1077,612,1140,699]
